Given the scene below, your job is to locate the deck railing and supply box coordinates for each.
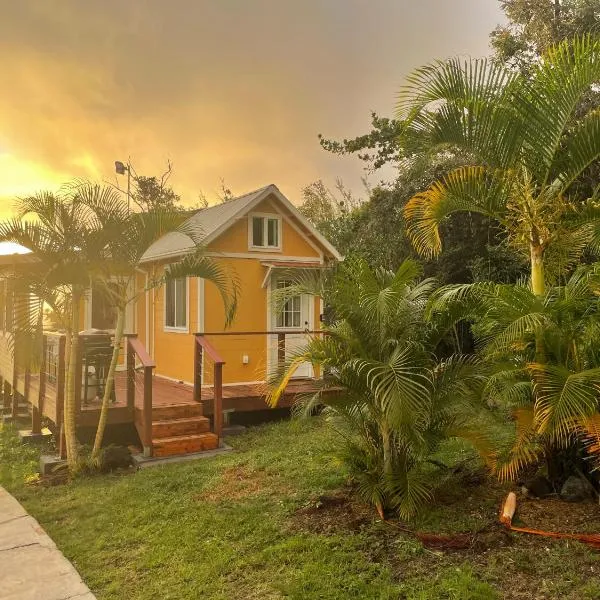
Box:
[193,334,225,440]
[125,334,155,457]
[193,330,323,433]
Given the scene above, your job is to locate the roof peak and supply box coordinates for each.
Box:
[196,184,276,214]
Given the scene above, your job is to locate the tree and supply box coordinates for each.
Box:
[429,266,600,483]
[268,258,493,518]
[319,113,405,171]
[399,35,600,299]
[492,0,600,71]
[78,184,239,460]
[0,188,110,468]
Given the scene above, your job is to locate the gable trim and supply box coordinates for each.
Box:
[205,185,342,260]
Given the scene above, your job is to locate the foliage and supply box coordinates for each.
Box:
[492,0,600,71]
[268,258,493,518]
[299,164,526,284]
[399,35,600,298]
[319,112,405,171]
[0,186,120,466]
[429,264,600,481]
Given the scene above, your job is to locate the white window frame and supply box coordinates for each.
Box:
[163,273,189,333]
[248,213,282,252]
[274,279,303,330]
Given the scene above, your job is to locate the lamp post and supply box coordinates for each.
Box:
[114,160,131,213]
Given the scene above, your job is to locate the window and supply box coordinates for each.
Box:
[276,280,301,328]
[250,215,280,249]
[165,276,187,330]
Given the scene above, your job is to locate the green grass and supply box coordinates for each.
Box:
[1,417,599,599]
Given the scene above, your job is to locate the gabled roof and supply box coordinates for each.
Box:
[140,184,342,263]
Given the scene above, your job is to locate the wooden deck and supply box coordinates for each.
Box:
[1,331,328,458]
[79,372,320,415]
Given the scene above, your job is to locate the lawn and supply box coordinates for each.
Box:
[1,417,599,600]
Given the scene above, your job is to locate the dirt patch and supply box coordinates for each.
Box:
[291,490,374,534]
[196,465,293,502]
[514,496,600,534]
[290,485,600,599]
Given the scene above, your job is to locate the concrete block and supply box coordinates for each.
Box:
[18,427,53,445]
[223,424,247,436]
[39,454,67,476]
[132,443,233,469]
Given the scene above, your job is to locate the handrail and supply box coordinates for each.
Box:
[193,334,225,442]
[194,330,322,336]
[195,334,225,364]
[127,336,156,368]
[125,334,155,457]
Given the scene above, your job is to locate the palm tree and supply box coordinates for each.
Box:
[268,258,493,518]
[398,35,600,296]
[428,266,600,481]
[76,183,239,460]
[0,189,108,467]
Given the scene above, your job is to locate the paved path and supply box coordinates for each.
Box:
[0,486,96,600]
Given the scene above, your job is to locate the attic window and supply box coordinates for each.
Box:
[249,214,281,250]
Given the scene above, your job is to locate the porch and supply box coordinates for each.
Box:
[0,330,325,459]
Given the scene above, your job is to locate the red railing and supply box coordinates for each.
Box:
[193,334,225,440]
[126,334,156,457]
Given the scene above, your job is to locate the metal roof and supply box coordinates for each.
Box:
[140,184,342,263]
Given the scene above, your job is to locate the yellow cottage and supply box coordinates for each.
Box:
[133,183,341,389]
[0,184,341,459]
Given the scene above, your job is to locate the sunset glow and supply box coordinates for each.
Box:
[0,1,503,213]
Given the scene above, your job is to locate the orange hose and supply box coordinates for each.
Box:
[500,493,600,550]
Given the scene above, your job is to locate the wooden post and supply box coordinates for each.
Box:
[193,336,203,402]
[277,332,286,368]
[2,379,10,413]
[33,336,47,435]
[126,337,135,412]
[143,366,153,457]
[56,336,66,442]
[74,334,82,420]
[214,362,223,441]
[11,365,18,419]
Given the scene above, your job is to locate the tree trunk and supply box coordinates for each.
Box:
[530,242,545,297]
[381,421,393,476]
[91,304,125,461]
[64,288,81,468]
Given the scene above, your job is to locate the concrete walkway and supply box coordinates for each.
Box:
[0,486,96,600]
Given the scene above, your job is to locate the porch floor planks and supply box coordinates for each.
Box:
[36,372,323,420]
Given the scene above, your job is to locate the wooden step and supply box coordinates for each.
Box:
[146,403,203,421]
[152,432,219,457]
[152,416,210,438]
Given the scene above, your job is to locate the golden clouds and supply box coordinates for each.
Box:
[0,1,503,213]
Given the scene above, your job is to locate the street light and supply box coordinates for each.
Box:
[114,160,131,213]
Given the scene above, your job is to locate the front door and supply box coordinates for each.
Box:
[271,278,313,378]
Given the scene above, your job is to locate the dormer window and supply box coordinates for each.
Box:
[249,214,281,250]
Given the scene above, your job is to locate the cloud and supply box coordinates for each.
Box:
[0,0,504,211]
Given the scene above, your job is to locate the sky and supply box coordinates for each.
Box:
[0,1,505,215]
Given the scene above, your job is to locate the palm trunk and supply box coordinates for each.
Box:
[381,421,393,476]
[64,288,81,468]
[530,242,546,363]
[91,304,125,461]
[530,243,545,297]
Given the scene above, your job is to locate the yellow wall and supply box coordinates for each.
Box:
[135,201,327,385]
[208,196,321,259]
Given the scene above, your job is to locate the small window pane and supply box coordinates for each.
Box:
[165,279,175,327]
[276,280,301,328]
[267,218,279,247]
[252,217,264,246]
[175,277,187,327]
